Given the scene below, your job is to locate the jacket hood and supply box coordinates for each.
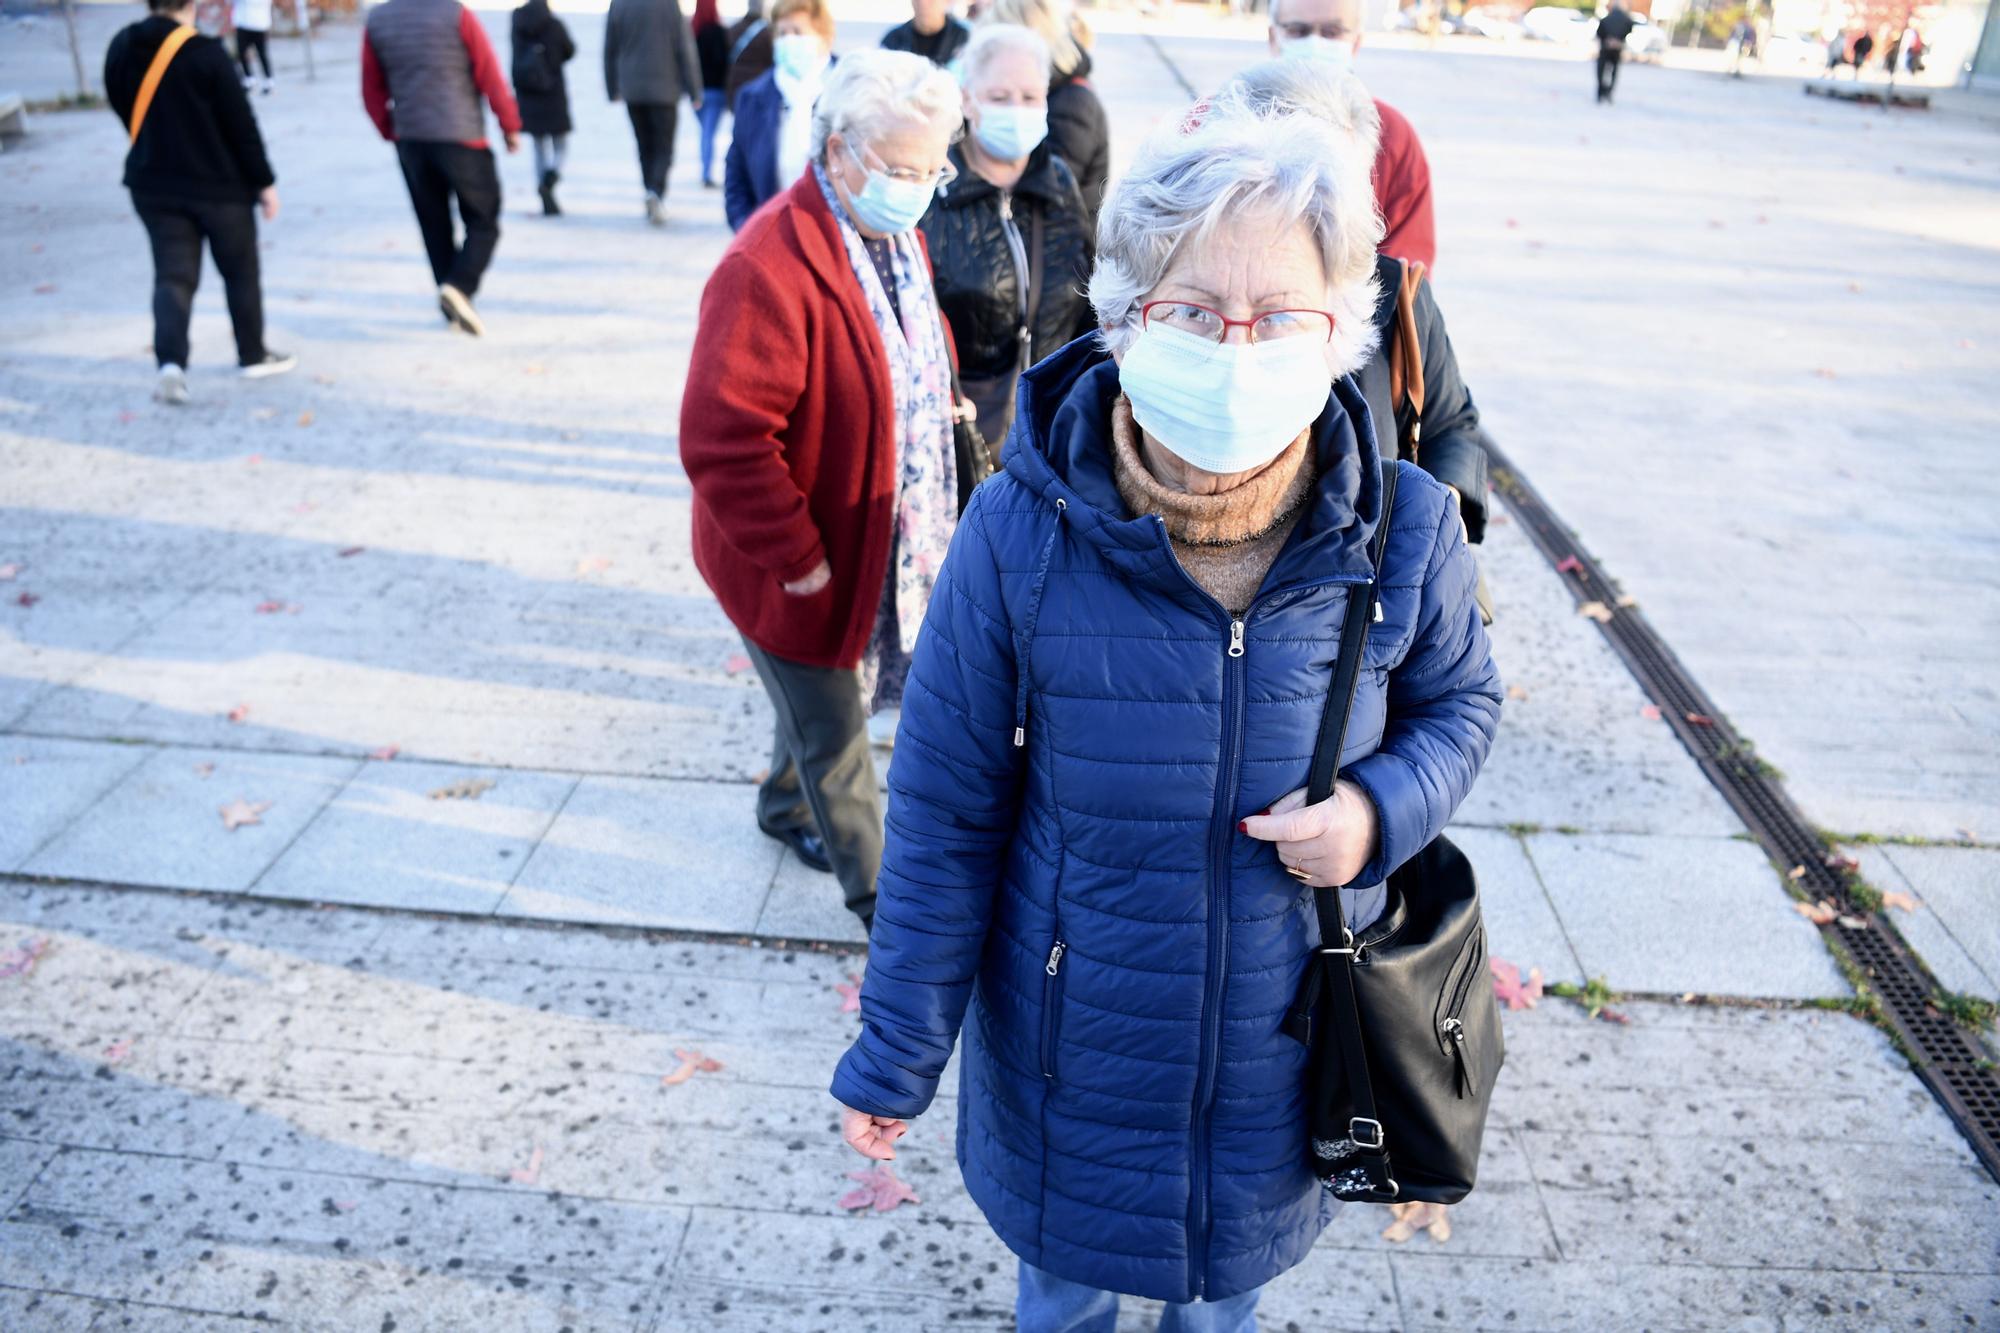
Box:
[1002,335,1388,603]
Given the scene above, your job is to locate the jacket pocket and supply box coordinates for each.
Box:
[1039,932,1066,1081]
[1434,926,1486,1098]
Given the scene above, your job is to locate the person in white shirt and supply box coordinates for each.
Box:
[232,0,274,94]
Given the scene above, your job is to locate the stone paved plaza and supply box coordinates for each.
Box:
[2,6,1998,1329]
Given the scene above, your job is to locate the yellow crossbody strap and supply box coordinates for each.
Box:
[130,24,196,146]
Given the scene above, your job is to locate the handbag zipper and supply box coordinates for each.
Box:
[1442,1017,1477,1098]
[1040,938,1066,1080]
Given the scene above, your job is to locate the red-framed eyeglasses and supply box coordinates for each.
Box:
[1140,301,1337,345]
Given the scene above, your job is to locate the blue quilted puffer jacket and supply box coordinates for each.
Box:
[831,336,1502,1303]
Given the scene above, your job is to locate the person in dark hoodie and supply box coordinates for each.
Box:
[981,0,1109,223]
[1595,1,1636,104]
[512,0,576,215]
[105,0,294,406]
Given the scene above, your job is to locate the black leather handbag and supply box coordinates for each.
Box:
[936,308,996,514]
[1282,461,1504,1204]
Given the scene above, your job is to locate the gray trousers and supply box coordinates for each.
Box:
[742,639,882,927]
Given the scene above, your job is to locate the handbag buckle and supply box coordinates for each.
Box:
[1318,927,1357,958]
[1349,1117,1385,1150]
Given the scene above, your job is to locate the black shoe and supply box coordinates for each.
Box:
[761,822,833,873]
[539,169,561,216]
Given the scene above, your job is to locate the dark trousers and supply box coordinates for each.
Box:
[1596,46,1623,101]
[132,191,265,369]
[742,638,882,928]
[627,101,678,198]
[237,27,270,80]
[394,140,502,297]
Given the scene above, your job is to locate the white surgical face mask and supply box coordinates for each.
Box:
[773,33,826,83]
[972,104,1048,160]
[1118,323,1332,475]
[1281,34,1356,72]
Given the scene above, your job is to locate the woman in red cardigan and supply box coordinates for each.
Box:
[681,50,964,934]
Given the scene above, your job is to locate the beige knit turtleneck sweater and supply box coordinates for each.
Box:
[1109,396,1317,616]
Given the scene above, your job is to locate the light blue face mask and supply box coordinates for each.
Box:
[1118,322,1333,475]
[1281,34,1356,72]
[971,103,1048,160]
[772,33,826,83]
[840,141,937,235]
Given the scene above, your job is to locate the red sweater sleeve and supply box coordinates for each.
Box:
[460,8,522,136]
[1372,100,1436,270]
[360,32,395,141]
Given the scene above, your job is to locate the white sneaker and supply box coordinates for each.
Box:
[240,350,297,379]
[154,364,190,406]
[438,284,484,337]
[644,193,666,227]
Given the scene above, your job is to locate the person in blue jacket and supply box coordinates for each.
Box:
[723,0,834,230]
[831,89,1502,1331]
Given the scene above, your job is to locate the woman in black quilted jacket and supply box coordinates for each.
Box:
[982,0,1110,222]
[919,24,1095,450]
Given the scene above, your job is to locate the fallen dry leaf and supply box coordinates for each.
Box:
[576,556,613,576]
[429,778,496,801]
[1813,368,1838,380]
[1576,601,1612,623]
[14,592,39,608]
[1597,1007,1632,1025]
[32,282,56,294]
[1490,958,1543,1011]
[1554,555,1583,575]
[1786,864,1806,881]
[1381,1201,1451,1244]
[193,762,215,778]
[253,600,300,615]
[1615,594,1638,609]
[1639,704,1663,721]
[723,653,753,676]
[330,1198,358,1212]
[1837,914,1868,930]
[102,1038,133,1065]
[0,936,51,980]
[1794,899,1838,925]
[1684,712,1715,727]
[245,453,264,464]
[367,744,401,762]
[507,1143,544,1186]
[1824,853,1861,873]
[661,1048,724,1087]
[336,546,366,558]
[296,410,315,428]
[220,800,271,831]
[226,704,252,723]
[839,1163,920,1213]
[836,975,863,1014]
[1505,685,1530,702]
[1881,891,1920,913]
[0,564,18,581]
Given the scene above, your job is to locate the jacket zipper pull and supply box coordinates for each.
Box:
[1045,941,1066,976]
[1444,1018,1476,1097]
[1227,620,1245,659]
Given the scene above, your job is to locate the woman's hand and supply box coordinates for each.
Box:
[840,1104,908,1161]
[258,186,280,222]
[782,559,833,597]
[1240,781,1379,888]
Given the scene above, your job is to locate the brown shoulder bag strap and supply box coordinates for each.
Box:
[130,23,197,146]
[1386,259,1427,462]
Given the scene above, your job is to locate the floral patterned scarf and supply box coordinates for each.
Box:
[813,163,958,703]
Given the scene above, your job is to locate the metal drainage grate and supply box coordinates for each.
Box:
[1484,441,2000,1186]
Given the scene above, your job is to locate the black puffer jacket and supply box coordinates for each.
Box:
[1048,52,1110,223]
[1352,254,1490,542]
[920,141,1096,441]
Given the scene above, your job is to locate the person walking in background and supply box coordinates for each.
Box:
[723,0,834,230]
[881,0,971,68]
[511,0,575,215]
[692,0,730,189]
[1595,0,1635,103]
[683,51,964,935]
[605,0,704,226]
[232,0,273,94]
[106,0,294,406]
[362,0,521,337]
[920,23,1093,446]
[982,0,1108,223]
[1269,0,1434,268]
[724,0,775,109]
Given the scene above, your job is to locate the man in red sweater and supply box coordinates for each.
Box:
[361,0,522,336]
[1268,0,1434,269]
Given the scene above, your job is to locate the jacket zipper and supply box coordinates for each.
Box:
[1041,938,1066,1079]
[998,190,1033,372]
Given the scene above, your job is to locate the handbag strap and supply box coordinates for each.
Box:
[130,23,197,146]
[1385,261,1426,463]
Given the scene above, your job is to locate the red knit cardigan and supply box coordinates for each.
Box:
[682,174,938,670]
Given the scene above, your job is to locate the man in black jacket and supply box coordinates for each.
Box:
[105,0,294,406]
[880,0,971,67]
[1595,2,1636,104]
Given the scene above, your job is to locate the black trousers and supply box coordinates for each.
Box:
[394,140,502,296]
[1596,47,1623,101]
[237,27,270,80]
[627,101,678,198]
[131,191,265,369]
[742,638,882,928]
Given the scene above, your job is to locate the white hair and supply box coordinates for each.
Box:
[1211,59,1383,169]
[811,49,964,163]
[959,23,1052,91]
[979,0,1084,77]
[1088,107,1383,375]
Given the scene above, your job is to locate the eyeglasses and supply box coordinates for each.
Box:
[1141,300,1337,344]
[1278,21,1354,39]
[846,139,957,191]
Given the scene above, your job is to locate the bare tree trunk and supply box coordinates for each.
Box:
[61,0,89,99]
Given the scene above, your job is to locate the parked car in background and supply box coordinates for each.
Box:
[1522,5,1596,46]
[1458,5,1527,39]
[1624,13,1669,60]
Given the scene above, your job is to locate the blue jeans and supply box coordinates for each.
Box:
[1016,1260,1263,1333]
[696,98,726,184]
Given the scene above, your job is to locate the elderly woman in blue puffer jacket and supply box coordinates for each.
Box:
[831,76,1502,1332]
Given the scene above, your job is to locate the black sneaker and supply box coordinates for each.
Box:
[240,351,298,380]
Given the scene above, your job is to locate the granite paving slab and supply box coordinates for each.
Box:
[1845,844,1993,1005]
[19,747,359,893]
[1871,842,2000,1004]
[1444,825,1582,986]
[0,736,154,870]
